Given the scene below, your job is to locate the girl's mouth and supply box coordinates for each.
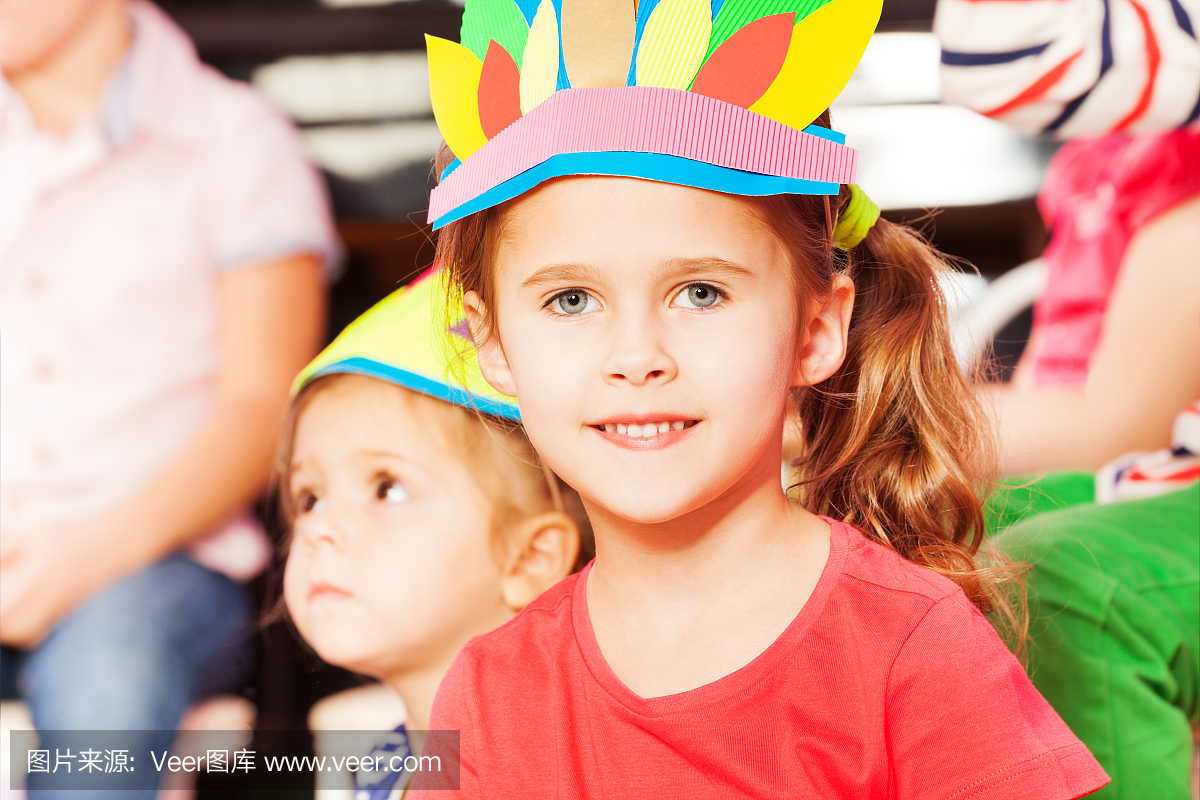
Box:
[592,420,699,438]
[589,419,700,449]
[309,581,353,601]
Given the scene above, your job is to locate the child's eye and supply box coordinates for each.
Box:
[547,289,599,316]
[673,283,724,310]
[375,476,410,504]
[297,490,324,514]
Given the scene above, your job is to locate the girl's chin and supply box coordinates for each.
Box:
[587,489,712,527]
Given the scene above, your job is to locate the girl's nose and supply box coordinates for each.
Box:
[301,505,351,551]
[602,316,678,387]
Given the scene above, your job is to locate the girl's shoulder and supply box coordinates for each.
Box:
[821,519,995,657]
[455,567,584,670]
[831,519,966,604]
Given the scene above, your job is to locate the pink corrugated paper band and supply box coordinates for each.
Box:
[429,87,857,221]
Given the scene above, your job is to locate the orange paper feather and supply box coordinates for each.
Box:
[689,13,794,108]
[478,40,524,138]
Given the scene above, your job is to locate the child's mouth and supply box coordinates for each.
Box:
[591,420,699,440]
[309,582,353,601]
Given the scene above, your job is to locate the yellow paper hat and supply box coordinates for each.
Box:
[292,267,519,421]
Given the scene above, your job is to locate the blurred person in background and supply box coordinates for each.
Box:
[0,0,338,794]
[937,1,1199,797]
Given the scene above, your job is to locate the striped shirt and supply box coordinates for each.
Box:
[935,0,1200,137]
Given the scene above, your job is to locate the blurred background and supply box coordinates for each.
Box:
[2,0,1067,795]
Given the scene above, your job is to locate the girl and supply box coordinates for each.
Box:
[411,0,1111,795]
[279,269,592,798]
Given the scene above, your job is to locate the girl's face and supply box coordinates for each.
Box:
[475,177,831,526]
[283,376,512,679]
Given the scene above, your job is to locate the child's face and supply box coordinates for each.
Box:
[283,376,512,679]
[477,177,809,525]
[0,0,114,74]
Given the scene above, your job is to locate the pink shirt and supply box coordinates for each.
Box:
[1032,129,1200,386]
[416,521,1108,799]
[0,1,339,577]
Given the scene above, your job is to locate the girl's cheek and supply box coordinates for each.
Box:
[281,549,309,622]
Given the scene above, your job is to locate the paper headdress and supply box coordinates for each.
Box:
[425,0,882,228]
[292,267,519,421]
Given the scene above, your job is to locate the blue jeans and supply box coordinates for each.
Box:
[0,555,254,798]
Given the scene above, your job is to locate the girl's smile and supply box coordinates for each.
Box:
[589,417,701,449]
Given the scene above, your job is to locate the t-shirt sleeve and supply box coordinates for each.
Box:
[885,592,1109,800]
[407,650,480,798]
[201,85,342,279]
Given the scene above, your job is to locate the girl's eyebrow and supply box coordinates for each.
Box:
[520,262,607,289]
[521,257,753,289]
[657,257,754,282]
[360,449,411,460]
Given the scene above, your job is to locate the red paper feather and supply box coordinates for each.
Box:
[478,40,523,139]
[689,13,794,109]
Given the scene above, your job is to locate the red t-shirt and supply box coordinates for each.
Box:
[415,520,1108,799]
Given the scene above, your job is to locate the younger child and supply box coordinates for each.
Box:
[280,269,591,797]
[411,0,1111,795]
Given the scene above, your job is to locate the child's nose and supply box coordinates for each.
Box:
[602,317,678,387]
[302,508,351,551]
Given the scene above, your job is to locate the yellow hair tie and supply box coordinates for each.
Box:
[832,184,880,251]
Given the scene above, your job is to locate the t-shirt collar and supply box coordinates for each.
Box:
[107,0,207,150]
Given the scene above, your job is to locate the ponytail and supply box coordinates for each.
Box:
[766,185,1025,649]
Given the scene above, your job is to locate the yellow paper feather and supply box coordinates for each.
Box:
[749,0,881,130]
[520,0,561,114]
[635,0,711,90]
[426,35,489,161]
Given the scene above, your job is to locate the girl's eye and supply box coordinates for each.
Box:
[673,283,724,310]
[548,289,598,315]
[297,490,324,514]
[375,477,410,504]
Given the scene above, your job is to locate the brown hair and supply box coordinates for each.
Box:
[430,116,1025,649]
[274,374,594,573]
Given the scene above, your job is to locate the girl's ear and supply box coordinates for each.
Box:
[793,274,854,387]
[499,512,581,611]
[463,290,518,397]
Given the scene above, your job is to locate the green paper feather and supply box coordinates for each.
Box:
[461,0,530,66]
[706,0,831,59]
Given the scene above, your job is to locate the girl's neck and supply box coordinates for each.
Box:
[584,453,832,698]
[587,452,814,594]
[383,666,443,732]
[7,0,132,137]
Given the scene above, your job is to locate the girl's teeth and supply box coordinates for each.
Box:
[602,421,693,437]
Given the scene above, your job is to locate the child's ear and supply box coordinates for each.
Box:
[463,291,518,397]
[499,512,581,611]
[792,274,854,387]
